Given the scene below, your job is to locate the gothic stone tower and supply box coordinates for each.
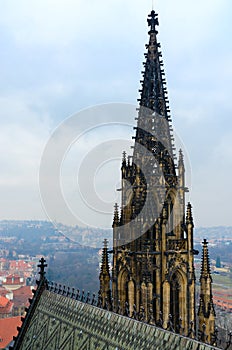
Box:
[100,10,205,336]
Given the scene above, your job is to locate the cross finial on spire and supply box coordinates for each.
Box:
[147,10,159,32]
[38,257,47,281]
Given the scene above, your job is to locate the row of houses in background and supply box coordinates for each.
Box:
[0,257,40,349]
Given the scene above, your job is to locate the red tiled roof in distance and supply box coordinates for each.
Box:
[0,296,9,307]
[0,296,13,314]
[0,316,22,349]
[9,260,33,271]
[13,286,33,308]
[0,287,13,301]
[0,287,8,297]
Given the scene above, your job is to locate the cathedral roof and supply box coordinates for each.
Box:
[12,287,220,350]
[11,259,220,350]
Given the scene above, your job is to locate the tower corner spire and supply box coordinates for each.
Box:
[178,149,184,166]
[99,239,111,308]
[200,239,211,278]
[198,239,216,343]
[100,239,110,275]
[186,202,194,227]
[122,151,127,165]
[113,203,120,227]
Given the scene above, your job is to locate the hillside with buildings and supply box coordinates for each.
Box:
[1,220,232,342]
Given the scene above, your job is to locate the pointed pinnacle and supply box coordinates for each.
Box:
[100,239,110,276]
[103,238,108,249]
[201,239,211,277]
[186,202,194,226]
[114,203,119,214]
[113,203,119,226]
[178,149,184,165]
[122,151,127,164]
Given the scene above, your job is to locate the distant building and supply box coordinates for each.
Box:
[2,275,25,291]
[12,286,33,316]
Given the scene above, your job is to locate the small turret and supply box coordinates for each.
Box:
[122,151,127,166]
[178,148,184,165]
[186,202,194,254]
[198,239,215,344]
[186,202,194,227]
[178,149,185,185]
[200,239,211,278]
[121,151,127,179]
[99,239,111,308]
[113,203,119,227]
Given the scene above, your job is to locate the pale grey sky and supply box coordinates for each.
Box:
[0,0,231,228]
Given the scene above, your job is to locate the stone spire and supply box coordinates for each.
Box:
[186,202,194,226]
[110,9,199,336]
[135,9,175,159]
[138,10,171,118]
[131,9,177,219]
[100,239,110,276]
[198,239,215,344]
[99,239,111,308]
[178,149,184,168]
[112,203,119,227]
[200,239,212,278]
[122,151,127,167]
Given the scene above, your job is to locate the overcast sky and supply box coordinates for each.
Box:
[0,0,231,228]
